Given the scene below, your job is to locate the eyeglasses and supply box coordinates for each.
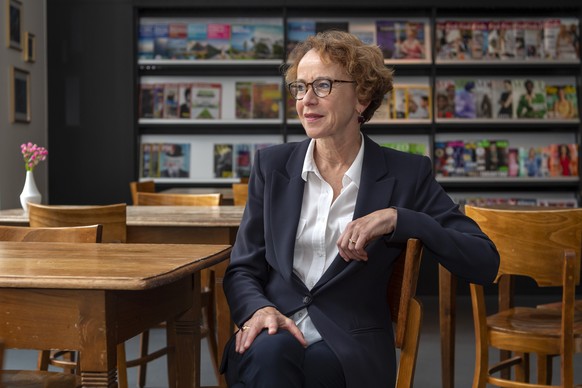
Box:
[288,78,356,100]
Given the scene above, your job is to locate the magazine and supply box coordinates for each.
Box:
[251,24,284,60]
[153,22,170,59]
[556,18,579,60]
[470,21,487,60]
[492,79,513,119]
[392,85,408,119]
[395,21,427,60]
[287,20,315,58]
[435,79,455,118]
[543,19,560,60]
[370,93,392,122]
[252,83,282,119]
[191,83,222,119]
[178,84,192,119]
[376,20,397,59]
[474,79,493,119]
[214,144,234,178]
[514,21,526,60]
[153,84,165,119]
[159,143,191,178]
[349,20,376,45]
[206,23,231,60]
[138,23,154,60]
[234,144,252,178]
[444,21,461,60]
[230,23,256,59]
[185,23,207,59]
[163,83,179,119]
[139,84,154,119]
[235,82,253,119]
[140,143,152,178]
[500,20,516,60]
[546,84,578,119]
[167,22,188,59]
[407,86,431,119]
[513,79,546,119]
[454,79,477,119]
[524,20,543,59]
[486,21,502,59]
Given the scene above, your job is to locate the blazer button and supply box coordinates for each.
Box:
[303,296,312,304]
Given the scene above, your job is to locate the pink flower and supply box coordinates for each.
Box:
[21,143,48,172]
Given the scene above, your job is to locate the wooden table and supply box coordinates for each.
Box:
[0,241,231,388]
[0,205,243,388]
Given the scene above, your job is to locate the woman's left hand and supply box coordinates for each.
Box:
[337,208,397,261]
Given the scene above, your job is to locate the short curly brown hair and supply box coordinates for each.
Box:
[285,30,394,123]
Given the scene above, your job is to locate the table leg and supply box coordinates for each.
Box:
[439,264,457,388]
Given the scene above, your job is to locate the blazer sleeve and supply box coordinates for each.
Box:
[389,156,500,285]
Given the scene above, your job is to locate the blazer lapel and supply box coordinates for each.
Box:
[314,135,397,290]
[270,141,309,281]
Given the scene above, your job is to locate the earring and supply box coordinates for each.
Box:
[357,111,365,124]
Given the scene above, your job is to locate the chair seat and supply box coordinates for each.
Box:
[487,307,582,353]
[0,370,81,388]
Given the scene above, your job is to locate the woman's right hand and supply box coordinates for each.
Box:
[235,306,307,353]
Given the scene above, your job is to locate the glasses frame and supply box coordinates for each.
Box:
[288,78,356,100]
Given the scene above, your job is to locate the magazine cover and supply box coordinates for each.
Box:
[470,21,488,60]
[457,21,472,60]
[287,20,316,58]
[407,86,431,119]
[349,20,376,45]
[252,23,284,60]
[159,143,191,178]
[395,21,427,60]
[484,139,509,176]
[435,79,455,118]
[444,140,465,176]
[454,79,477,119]
[500,20,516,60]
[252,83,282,119]
[214,144,234,178]
[235,82,253,119]
[153,84,165,119]
[234,143,252,178]
[186,23,208,59]
[507,148,520,177]
[392,85,408,119]
[376,20,397,59]
[513,79,546,119]
[556,18,579,60]
[230,23,256,59]
[433,141,447,176]
[444,21,462,60]
[492,79,513,119]
[551,143,579,176]
[543,19,560,60]
[139,84,154,119]
[206,23,231,60]
[150,144,161,177]
[463,141,478,176]
[435,21,447,60]
[286,92,299,120]
[519,146,542,177]
[153,22,170,59]
[191,83,222,119]
[370,92,392,122]
[546,84,578,119]
[140,143,152,178]
[474,79,493,119]
[486,21,502,59]
[138,22,154,60]
[167,22,188,59]
[163,83,179,119]
[514,21,526,60]
[178,84,192,119]
[524,20,543,59]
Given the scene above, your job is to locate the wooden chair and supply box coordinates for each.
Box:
[390,238,424,388]
[0,226,103,388]
[464,205,582,388]
[232,183,248,206]
[134,191,222,387]
[27,203,127,243]
[136,191,222,206]
[129,180,156,205]
[25,203,134,387]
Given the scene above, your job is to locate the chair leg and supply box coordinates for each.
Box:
[117,343,129,388]
[137,330,150,388]
[205,293,220,380]
[537,353,552,385]
[514,352,529,382]
[37,350,51,371]
[166,320,177,388]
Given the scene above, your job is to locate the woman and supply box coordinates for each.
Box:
[220,30,499,388]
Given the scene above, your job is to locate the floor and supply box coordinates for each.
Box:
[3,295,581,387]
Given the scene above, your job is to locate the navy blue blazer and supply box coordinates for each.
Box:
[223,134,499,387]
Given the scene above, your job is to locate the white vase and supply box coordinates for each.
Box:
[20,170,42,214]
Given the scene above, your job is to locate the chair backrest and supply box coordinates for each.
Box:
[28,203,127,243]
[129,180,156,205]
[0,224,102,243]
[464,205,582,287]
[232,183,248,206]
[387,238,424,388]
[136,192,222,206]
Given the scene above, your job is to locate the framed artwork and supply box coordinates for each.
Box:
[6,0,23,50]
[24,32,35,62]
[10,66,31,123]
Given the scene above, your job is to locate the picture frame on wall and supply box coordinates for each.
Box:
[24,32,35,62]
[10,66,31,123]
[6,0,23,50]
